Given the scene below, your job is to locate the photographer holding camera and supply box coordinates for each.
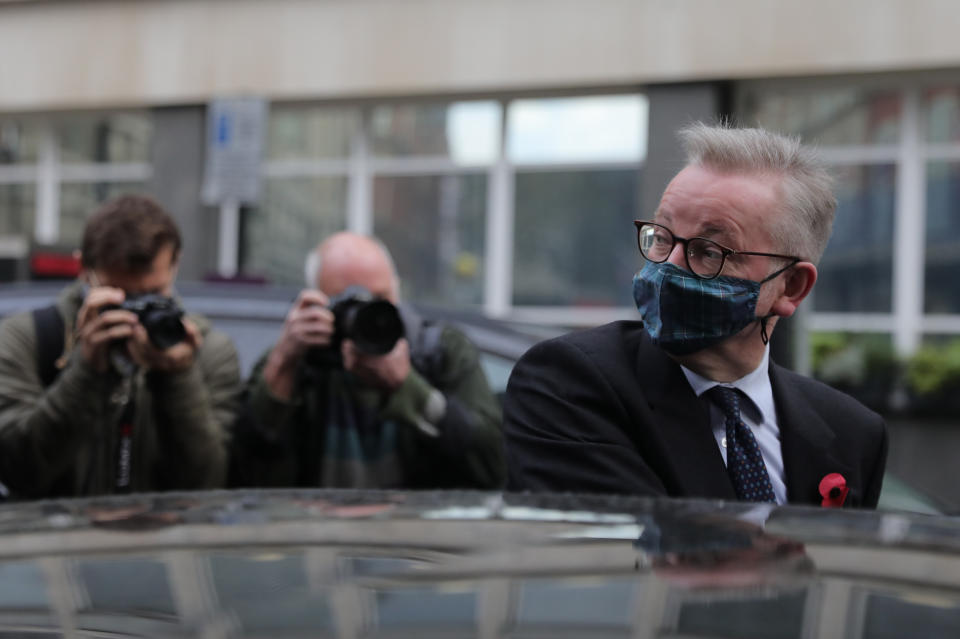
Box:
[234,232,504,489]
[0,195,241,498]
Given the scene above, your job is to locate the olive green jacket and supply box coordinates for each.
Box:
[0,282,241,498]
[235,319,505,490]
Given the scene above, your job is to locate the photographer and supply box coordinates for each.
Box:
[235,232,504,489]
[0,195,240,498]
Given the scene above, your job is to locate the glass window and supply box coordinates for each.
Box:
[923,88,960,143]
[674,590,807,639]
[57,113,152,164]
[863,592,960,639]
[814,164,895,312]
[373,174,486,306]
[0,561,49,610]
[0,119,41,164]
[76,557,176,616]
[508,94,648,164]
[810,332,896,411]
[513,169,638,306]
[0,183,36,238]
[375,587,477,628]
[267,105,359,160]
[59,182,149,248]
[209,552,332,634]
[744,88,901,146]
[925,161,960,313]
[370,100,500,164]
[243,176,347,284]
[514,578,635,630]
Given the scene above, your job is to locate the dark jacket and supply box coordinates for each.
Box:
[236,312,504,489]
[503,321,888,508]
[0,282,241,498]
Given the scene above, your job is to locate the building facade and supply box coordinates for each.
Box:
[3,0,960,376]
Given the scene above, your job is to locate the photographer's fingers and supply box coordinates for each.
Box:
[84,321,136,345]
[288,306,335,345]
[76,287,126,330]
[78,304,138,370]
[130,322,200,373]
[294,289,329,310]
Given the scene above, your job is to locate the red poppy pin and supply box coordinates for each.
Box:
[819,473,848,508]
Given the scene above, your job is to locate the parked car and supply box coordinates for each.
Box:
[0,280,943,515]
[0,489,957,638]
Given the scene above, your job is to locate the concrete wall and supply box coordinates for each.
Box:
[2,0,960,112]
[147,106,219,281]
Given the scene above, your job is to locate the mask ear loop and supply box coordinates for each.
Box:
[758,258,801,346]
[760,314,774,345]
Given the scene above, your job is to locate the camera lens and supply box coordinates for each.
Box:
[346,300,404,355]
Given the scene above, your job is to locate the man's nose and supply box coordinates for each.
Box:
[666,241,687,269]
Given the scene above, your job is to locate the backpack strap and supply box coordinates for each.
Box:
[32,305,65,388]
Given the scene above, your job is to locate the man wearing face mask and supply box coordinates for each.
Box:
[232,232,504,489]
[503,123,888,508]
[0,195,240,498]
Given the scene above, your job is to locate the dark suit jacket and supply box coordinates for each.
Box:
[503,321,888,508]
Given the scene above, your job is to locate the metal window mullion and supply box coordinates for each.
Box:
[369,156,487,175]
[34,123,59,245]
[58,163,152,182]
[263,159,351,178]
[484,100,512,318]
[892,89,925,356]
[921,315,960,333]
[922,144,960,161]
[817,145,900,164]
[0,165,38,183]
[38,557,81,639]
[808,312,896,333]
[511,160,643,174]
[347,108,372,235]
[217,201,240,277]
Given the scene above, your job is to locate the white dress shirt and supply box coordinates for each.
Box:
[679,346,787,505]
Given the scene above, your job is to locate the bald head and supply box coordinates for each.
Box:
[305,232,400,302]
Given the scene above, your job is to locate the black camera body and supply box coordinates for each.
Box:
[104,294,186,350]
[306,285,405,368]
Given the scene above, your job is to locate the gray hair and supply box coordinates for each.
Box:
[679,122,836,264]
[303,235,401,298]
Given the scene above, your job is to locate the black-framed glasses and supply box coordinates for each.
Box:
[634,220,800,280]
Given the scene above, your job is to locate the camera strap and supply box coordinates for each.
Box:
[111,378,137,493]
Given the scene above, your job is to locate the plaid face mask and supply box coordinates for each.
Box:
[632,261,762,355]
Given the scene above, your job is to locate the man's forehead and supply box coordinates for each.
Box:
[655,166,780,234]
[320,256,395,296]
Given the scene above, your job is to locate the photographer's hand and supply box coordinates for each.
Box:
[127,318,202,373]
[342,337,411,391]
[76,286,138,372]
[264,289,335,400]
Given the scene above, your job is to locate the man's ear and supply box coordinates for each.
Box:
[770,262,817,318]
[79,267,95,287]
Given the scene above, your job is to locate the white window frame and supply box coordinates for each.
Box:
[0,114,153,250]
[256,93,647,325]
[739,74,960,372]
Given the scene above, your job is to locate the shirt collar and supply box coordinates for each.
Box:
[680,346,774,422]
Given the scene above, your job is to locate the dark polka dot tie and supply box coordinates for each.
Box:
[707,386,776,503]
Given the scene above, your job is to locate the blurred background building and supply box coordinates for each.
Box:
[2,0,960,381]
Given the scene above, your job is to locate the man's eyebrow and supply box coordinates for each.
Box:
[698,222,736,240]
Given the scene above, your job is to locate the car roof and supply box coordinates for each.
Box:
[0,490,956,637]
